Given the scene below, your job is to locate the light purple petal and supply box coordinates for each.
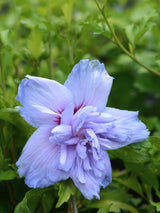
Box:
[84,129,99,150]
[16,105,59,128]
[50,124,72,144]
[76,142,87,159]
[71,151,112,200]
[16,125,73,188]
[63,137,80,145]
[16,75,73,128]
[76,158,86,184]
[99,107,150,150]
[59,145,76,172]
[60,144,67,166]
[61,103,74,125]
[72,106,96,135]
[64,59,113,112]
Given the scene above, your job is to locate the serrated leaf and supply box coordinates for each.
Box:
[114,176,143,196]
[139,167,159,190]
[90,200,140,213]
[56,179,76,208]
[93,22,112,39]
[109,143,150,163]
[100,188,132,202]
[14,187,54,213]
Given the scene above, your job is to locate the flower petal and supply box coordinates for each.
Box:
[16,75,73,128]
[64,59,113,111]
[71,151,112,200]
[84,128,99,150]
[99,107,150,150]
[50,124,72,144]
[72,106,96,135]
[61,103,74,125]
[59,145,76,172]
[76,142,87,159]
[16,125,73,188]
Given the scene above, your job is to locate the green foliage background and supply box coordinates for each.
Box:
[0,0,160,212]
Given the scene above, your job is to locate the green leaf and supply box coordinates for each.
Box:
[148,136,160,145]
[97,204,112,213]
[0,30,11,47]
[125,17,155,45]
[56,179,76,208]
[61,0,74,25]
[139,167,159,190]
[27,27,43,59]
[114,176,143,196]
[125,161,159,190]
[135,73,160,98]
[109,142,150,164]
[125,24,135,44]
[150,201,160,212]
[14,187,54,213]
[134,27,148,43]
[0,148,17,181]
[91,200,140,213]
[0,170,17,181]
[0,108,34,137]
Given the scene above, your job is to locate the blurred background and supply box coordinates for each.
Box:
[0,0,160,212]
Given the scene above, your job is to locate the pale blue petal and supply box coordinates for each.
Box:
[99,107,150,150]
[71,151,112,200]
[76,158,86,184]
[84,129,100,150]
[58,145,76,172]
[86,122,115,134]
[16,75,73,128]
[86,112,114,123]
[83,157,92,171]
[72,106,96,135]
[63,137,80,145]
[16,105,60,128]
[60,144,67,166]
[91,146,99,161]
[61,103,74,125]
[50,124,72,144]
[76,142,87,159]
[64,60,113,112]
[16,125,72,188]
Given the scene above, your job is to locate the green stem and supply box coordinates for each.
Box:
[41,196,47,213]
[11,130,17,163]
[71,195,78,213]
[0,49,6,98]
[6,181,17,206]
[95,0,160,77]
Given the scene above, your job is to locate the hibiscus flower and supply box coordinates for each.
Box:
[16,59,149,199]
